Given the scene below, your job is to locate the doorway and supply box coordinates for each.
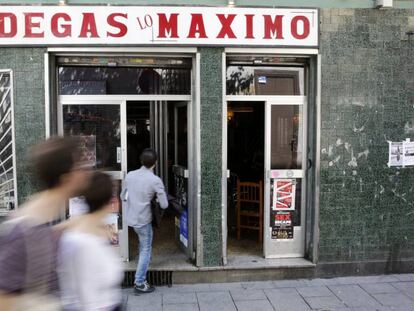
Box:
[55,54,196,266]
[227,101,265,258]
[126,100,191,266]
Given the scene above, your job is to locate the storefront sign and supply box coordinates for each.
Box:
[0,6,318,46]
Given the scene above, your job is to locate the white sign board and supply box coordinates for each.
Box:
[0,6,318,46]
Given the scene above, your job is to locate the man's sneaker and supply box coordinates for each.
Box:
[134,281,155,294]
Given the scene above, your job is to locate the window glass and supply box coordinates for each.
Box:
[270,105,303,169]
[58,67,191,95]
[63,105,121,171]
[227,66,305,96]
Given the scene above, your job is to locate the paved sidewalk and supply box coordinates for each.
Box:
[122,274,414,311]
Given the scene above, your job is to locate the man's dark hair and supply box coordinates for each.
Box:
[83,172,113,213]
[140,148,158,168]
[29,136,80,189]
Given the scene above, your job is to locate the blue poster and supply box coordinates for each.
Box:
[180,209,188,247]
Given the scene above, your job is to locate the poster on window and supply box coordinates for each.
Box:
[273,179,296,211]
[78,135,97,168]
[68,196,89,218]
[271,211,294,239]
[110,180,121,213]
[104,213,119,245]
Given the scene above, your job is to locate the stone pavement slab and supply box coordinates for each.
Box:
[234,299,274,311]
[197,291,236,311]
[359,282,399,294]
[124,273,414,311]
[230,288,267,300]
[163,292,197,304]
[265,288,311,311]
[296,285,333,297]
[328,284,383,308]
[304,295,346,309]
[371,292,414,307]
[163,303,200,311]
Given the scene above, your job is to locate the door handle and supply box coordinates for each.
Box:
[308,159,312,169]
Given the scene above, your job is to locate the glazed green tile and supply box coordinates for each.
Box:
[319,8,414,263]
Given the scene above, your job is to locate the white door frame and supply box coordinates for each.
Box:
[58,95,194,262]
[222,49,319,264]
[264,96,307,258]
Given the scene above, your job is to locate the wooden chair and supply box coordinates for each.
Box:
[236,180,263,243]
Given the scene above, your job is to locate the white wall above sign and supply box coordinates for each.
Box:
[0,6,318,47]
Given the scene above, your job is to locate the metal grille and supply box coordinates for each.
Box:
[0,70,16,214]
[123,270,173,287]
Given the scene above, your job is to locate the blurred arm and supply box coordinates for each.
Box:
[153,178,169,209]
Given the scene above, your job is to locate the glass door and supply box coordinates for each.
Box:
[264,97,307,258]
[172,103,190,255]
[59,99,128,261]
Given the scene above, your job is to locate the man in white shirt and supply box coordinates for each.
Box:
[121,149,168,293]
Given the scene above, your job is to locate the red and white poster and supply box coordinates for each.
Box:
[273,179,296,211]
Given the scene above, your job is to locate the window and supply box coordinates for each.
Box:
[0,70,17,214]
[226,55,308,95]
[57,56,192,95]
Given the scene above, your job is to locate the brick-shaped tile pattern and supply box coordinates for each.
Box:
[319,9,414,265]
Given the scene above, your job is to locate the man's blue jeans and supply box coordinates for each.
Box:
[133,223,153,285]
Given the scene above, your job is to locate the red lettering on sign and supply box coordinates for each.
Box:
[0,13,17,38]
[245,14,254,39]
[79,13,99,38]
[216,14,236,39]
[187,14,207,39]
[24,13,44,38]
[107,13,128,38]
[263,15,284,39]
[291,16,310,39]
[51,13,71,38]
[157,13,178,38]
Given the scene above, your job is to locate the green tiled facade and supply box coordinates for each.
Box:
[0,3,413,271]
[318,9,414,266]
[199,48,223,266]
[0,48,46,204]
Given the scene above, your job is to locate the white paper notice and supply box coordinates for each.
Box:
[403,141,414,166]
[388,142,403,167]
[68,196,89,217]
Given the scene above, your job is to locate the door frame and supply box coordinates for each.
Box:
[222,48,320,264]
[264,96,307,258]
[57,95,195,262]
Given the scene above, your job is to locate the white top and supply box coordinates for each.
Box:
[58,231,123,311]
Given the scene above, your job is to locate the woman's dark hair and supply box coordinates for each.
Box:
[29,136,80,189]
[83,172,113,213]
[140,148,158,168]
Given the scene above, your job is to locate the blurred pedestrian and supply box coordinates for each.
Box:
[121,148,168,293]
[58,171,123,311]
[0,137,91,311]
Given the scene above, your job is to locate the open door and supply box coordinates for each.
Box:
[171,102,192,258]
[264,97,307,258]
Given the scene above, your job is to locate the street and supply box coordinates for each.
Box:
[122,273,414,311]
